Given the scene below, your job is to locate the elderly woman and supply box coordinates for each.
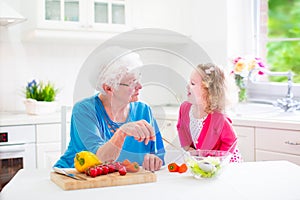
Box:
[54,52,165,171]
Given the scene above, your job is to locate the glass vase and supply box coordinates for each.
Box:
[238,87,247,102]
[235,75,247,103]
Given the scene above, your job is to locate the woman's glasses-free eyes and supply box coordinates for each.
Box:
[119,79,140,89]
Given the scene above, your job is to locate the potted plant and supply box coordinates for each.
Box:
[24,79,59,115]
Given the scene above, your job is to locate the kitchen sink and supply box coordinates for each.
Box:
[229,102,300,121]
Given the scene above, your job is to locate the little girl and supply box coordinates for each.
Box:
[177,63,241,162]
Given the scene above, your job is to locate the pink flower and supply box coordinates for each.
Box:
[233,57,242,64]
[231,56,266,77]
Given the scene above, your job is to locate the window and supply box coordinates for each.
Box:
[41,0,126,30]
[258,0,300,83]
[94,0,125,25]
[45,0,79,22]
[247,0,300,102]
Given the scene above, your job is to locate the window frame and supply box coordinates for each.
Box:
[249,0,300,102]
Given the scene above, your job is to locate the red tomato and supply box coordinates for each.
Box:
[178,163,188,173]
[168,163,179,172]
[118,166,127,176]
[89,167,98,178]
[102,165,109,175]
[113,162,122,171]
[96,165,103,176]
[108,164,116,173]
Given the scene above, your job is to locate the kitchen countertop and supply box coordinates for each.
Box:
[0,108,72,126]
[1,161,300,200]
[0,111,62,126]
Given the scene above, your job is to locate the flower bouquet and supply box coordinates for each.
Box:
[24,79,59,115]
[231,56,265,102]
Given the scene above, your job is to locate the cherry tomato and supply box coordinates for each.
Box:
[118,166,127,176]
[96,165,103,176]
[102,165,109,175]
[108,164,116,173]
[168,163,179,172]
[178,163,188,173]
[89,167,98,178]
[114,162,122,171]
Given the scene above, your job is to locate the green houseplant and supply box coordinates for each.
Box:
[24,79,59,115]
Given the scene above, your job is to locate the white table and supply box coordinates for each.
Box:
[1,161,300,200]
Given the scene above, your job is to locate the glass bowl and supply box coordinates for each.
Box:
[185,149,232,179]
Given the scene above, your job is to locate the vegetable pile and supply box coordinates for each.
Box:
[74,151,140,178]
[85,162,127,177]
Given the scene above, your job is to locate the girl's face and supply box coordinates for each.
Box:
[187,69,205,105]
[113,72,142,104]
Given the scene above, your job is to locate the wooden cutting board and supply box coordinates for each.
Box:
[50,168,156,190]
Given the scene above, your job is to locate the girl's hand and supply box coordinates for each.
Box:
[183,146,196,151]
[142,154,163,171]
[119,120,156,145]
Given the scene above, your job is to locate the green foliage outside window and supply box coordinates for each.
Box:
[267,0,300,83]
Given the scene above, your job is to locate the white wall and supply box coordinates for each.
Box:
[227,0,255,58]
[0,0,250,112]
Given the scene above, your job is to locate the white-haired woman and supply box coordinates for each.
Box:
[54,52,165,171]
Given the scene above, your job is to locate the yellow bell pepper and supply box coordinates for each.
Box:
[74,151,102,173]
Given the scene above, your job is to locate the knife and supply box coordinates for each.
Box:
[53,167,87,181]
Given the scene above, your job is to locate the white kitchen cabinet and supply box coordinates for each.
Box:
[256,150,300,165]
[233,125,255,162]
[36,123,61,169]
[255,127,300,165]
[37,0,129,32]
[36,142,61,169]
[36,124,61,143]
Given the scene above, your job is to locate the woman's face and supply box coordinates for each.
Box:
[187,69,205,105]
[113,72,142,103]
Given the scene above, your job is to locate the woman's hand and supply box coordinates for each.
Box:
[142,154,163,171]
[119,120,156,145]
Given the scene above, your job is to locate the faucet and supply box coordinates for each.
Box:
[250,68,300,112]
[272,71,300,112]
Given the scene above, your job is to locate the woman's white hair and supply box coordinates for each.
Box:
[95,52,143,94]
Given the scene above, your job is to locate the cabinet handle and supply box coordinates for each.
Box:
[166,122,172,126]
[285,141,300,145]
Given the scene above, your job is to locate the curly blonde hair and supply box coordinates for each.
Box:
[196,63,228,113]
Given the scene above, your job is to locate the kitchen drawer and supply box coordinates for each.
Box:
[256,150,300,165]
[256,128,300,156]
[234,126,255,162]
[36,124,61,143]
[0,125,35,143]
